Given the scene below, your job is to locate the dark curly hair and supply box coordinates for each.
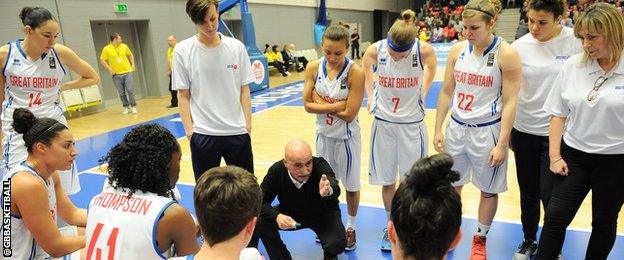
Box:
[100,124,180,198]
[12,108,67,153]
[391,153,462,259]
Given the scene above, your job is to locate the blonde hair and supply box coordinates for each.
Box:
[388,9,418,47]
[462,0,502,23]
[574,2,624,64]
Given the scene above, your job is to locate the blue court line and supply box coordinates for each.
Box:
[71,172,624,260]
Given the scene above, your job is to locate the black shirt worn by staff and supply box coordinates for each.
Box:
[260,157,341,221]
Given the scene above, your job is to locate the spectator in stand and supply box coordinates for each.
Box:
[266,45,289,77]
[282,44,308,72]
[419,27,430,42]
[444,24,457,42]
[561,11,574,27]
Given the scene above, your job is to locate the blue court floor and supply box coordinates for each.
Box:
[68,81,624,259]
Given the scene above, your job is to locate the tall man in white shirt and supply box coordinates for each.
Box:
[173,0,255,179]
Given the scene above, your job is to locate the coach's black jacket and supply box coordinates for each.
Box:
[259,157,341,221]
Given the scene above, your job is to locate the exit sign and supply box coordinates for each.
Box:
[114,3,128,13]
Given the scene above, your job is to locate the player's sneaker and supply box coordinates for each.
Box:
[122,107,129,114]
[345,227,356,251]
[131,106,138,114]
[470,235,487,260]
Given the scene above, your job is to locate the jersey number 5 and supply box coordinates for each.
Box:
[457,93,474,111]
[86,223,120,260]
[28,92,43,108]
[326,114,334,125]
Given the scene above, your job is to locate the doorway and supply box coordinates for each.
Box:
[90,20,151,106]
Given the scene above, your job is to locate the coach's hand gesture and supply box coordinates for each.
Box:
[319,174,332,197]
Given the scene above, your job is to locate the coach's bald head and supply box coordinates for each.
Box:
[284,139,313,182]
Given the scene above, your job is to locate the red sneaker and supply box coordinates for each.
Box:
[470,235,487,260]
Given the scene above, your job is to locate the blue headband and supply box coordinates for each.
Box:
[387,33,415,53]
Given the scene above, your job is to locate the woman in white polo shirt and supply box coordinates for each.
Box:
[537,3,624,259]
[509,0,581,258]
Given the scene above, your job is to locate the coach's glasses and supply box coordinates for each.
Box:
[587,76,608,103]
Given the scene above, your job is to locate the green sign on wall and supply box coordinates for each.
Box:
[114,3,128,13]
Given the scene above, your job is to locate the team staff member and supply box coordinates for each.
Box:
[509,0,581,258]
[167,35,178,108]
[303,24,364,251]
[100,33,138,114]
[173,0,255,179]
[433,0,521,258]
[537,3,624,259]
[249,139,346,260]
[362,9,437,251]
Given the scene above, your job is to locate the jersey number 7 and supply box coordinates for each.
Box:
[391,97,400,113]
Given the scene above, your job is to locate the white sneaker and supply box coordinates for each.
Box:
[131,107,138,114]
[122,107,130,114]
[285,71,291,76]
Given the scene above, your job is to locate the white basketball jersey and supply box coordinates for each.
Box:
[451,37,503,124]
[371,39,426,123]
[3,163,57,260]
[314,57,360,140]
[85,188,177,260]
[2,40,66,120]
[2,40,67,172]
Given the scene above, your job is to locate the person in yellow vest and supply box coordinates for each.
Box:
[100,33,138,114]
[167,35,177,108]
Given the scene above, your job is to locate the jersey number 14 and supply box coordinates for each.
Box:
[28,92,43,107]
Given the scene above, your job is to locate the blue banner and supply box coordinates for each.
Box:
[314,0,328,46]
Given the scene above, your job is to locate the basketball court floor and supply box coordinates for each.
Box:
[66,55,624,259]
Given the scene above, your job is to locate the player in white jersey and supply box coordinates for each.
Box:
[509,0,581,258]
[361,9,437,251]
[85,124,199,259]
[3,108,86,259]
[170,166,262,260]
[433,0,521,258]
[537,4,624,259]
[303,24,364,251]
[0,7,99,196]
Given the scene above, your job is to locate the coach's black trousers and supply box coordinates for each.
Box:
[536,142,624,260]
[249,207,346,260]
[510,128,557,241]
